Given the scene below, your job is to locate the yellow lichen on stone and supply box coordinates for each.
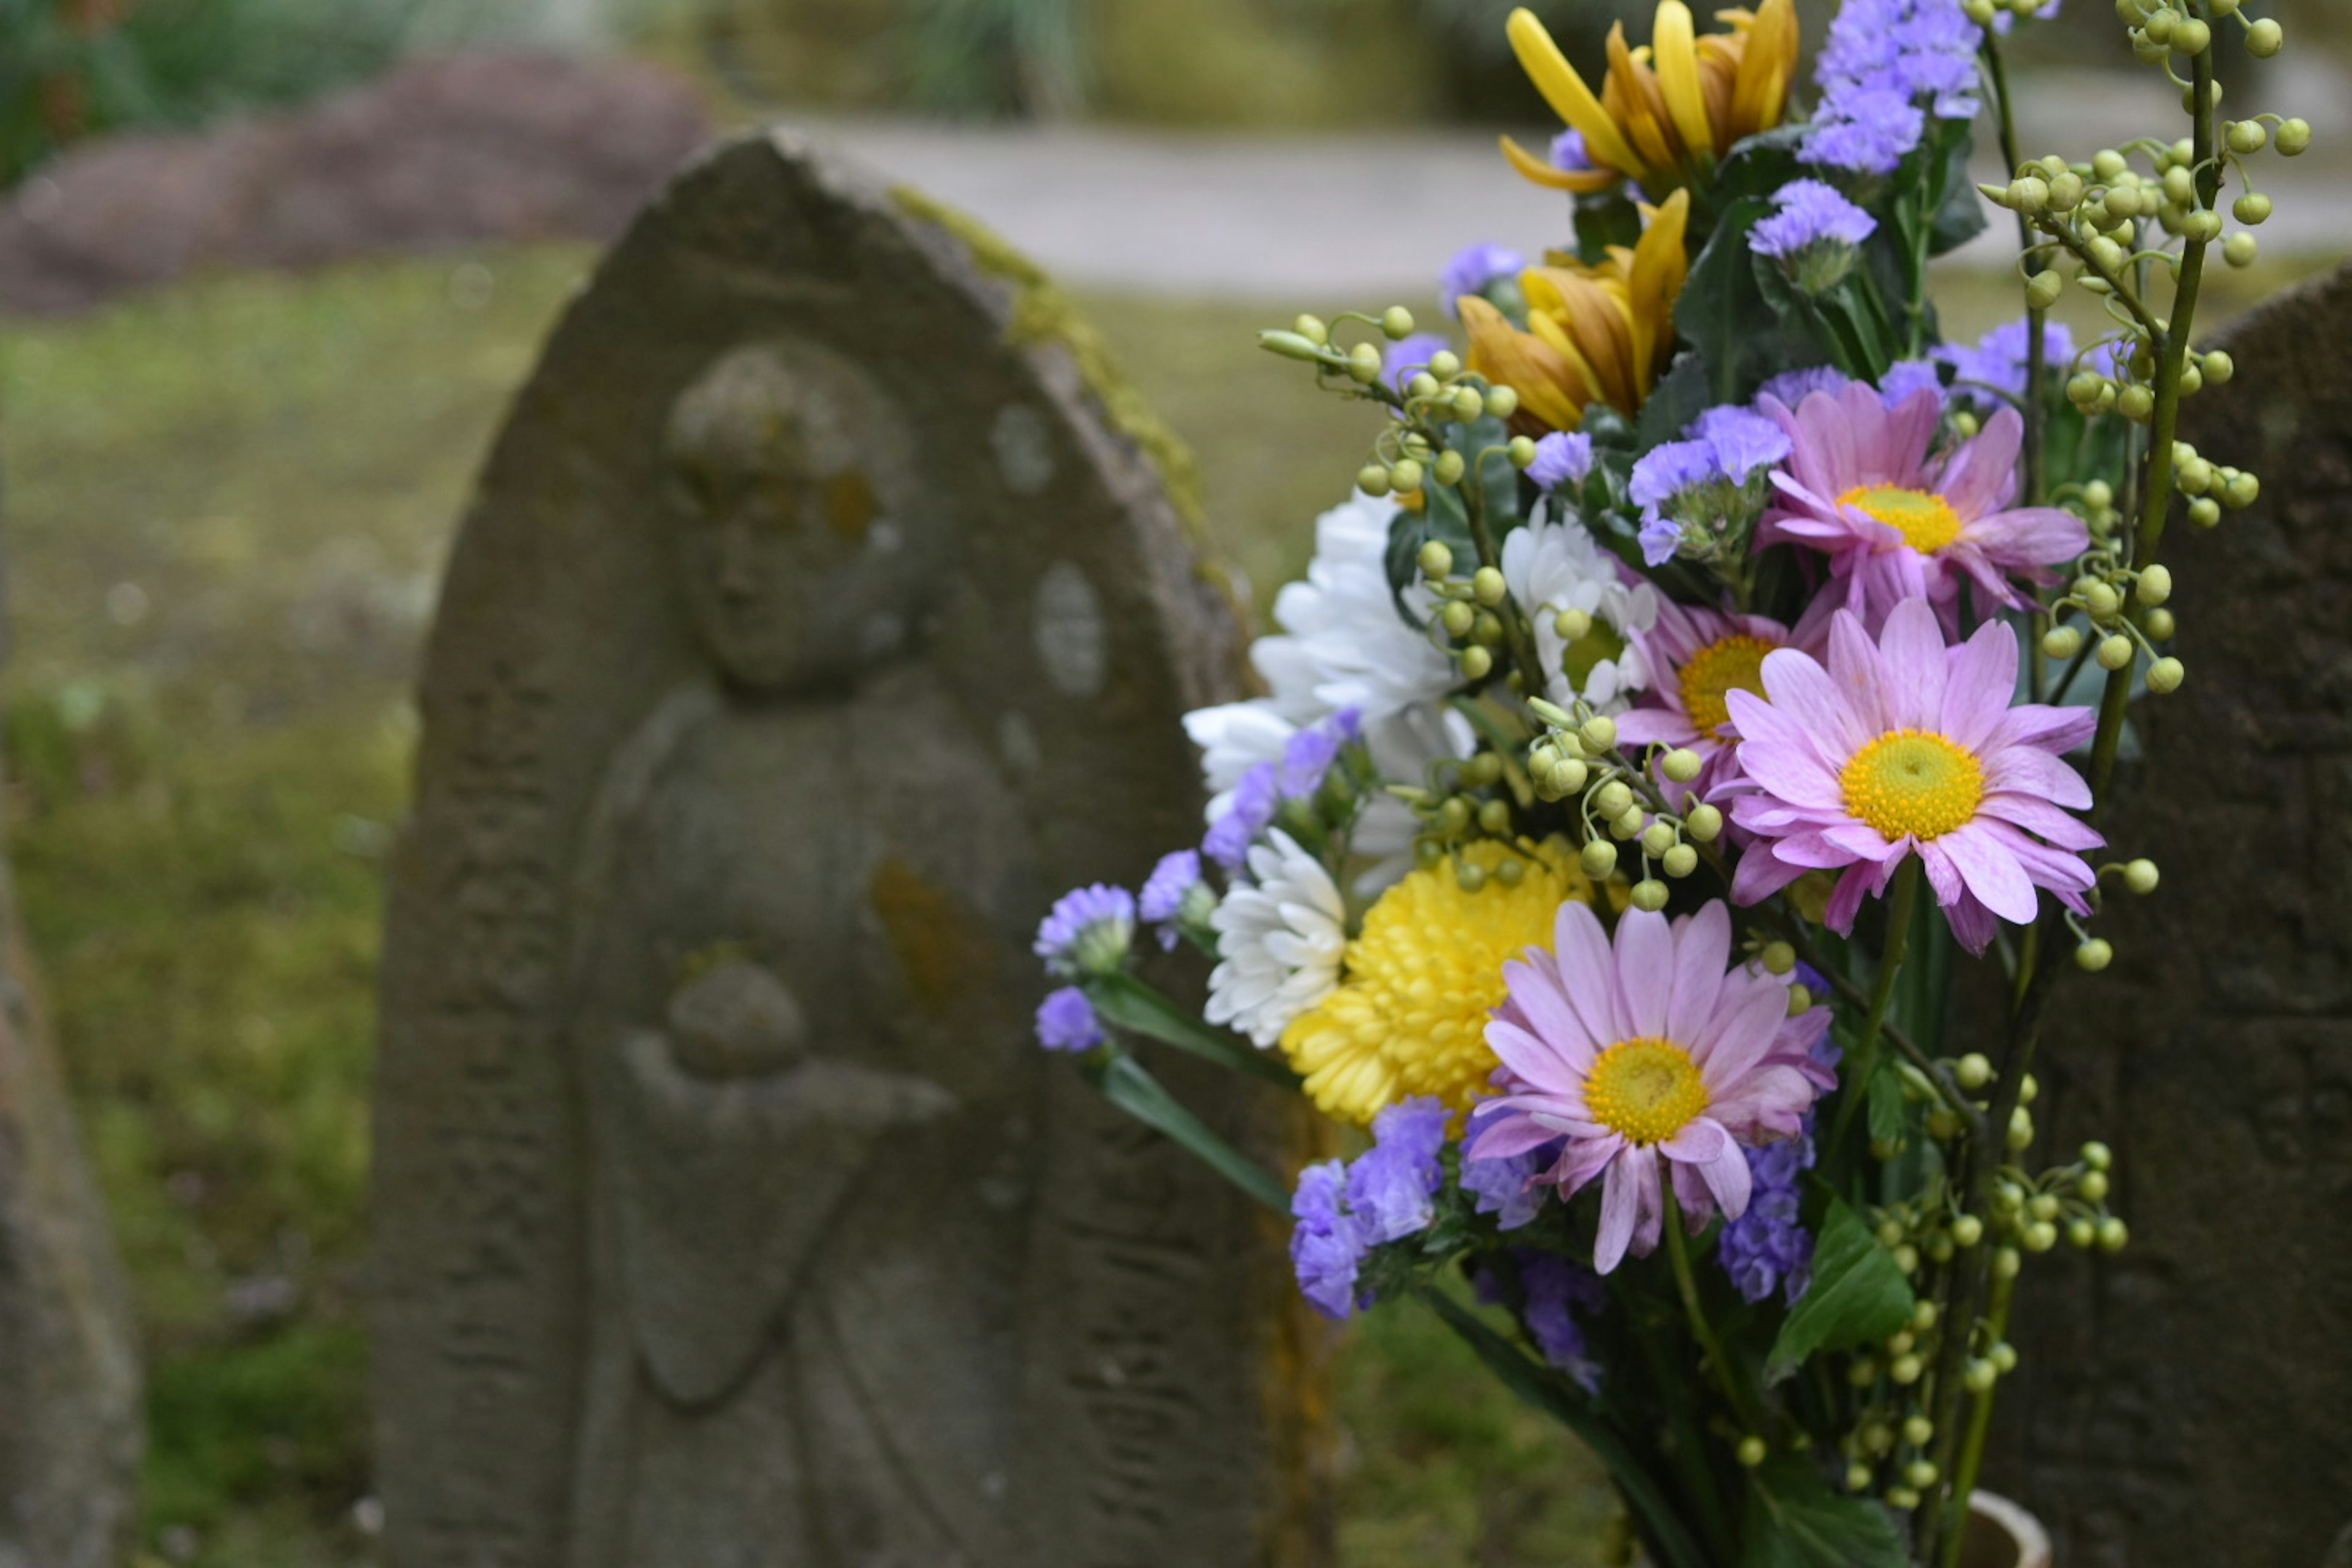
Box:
[886,183,1210,543]
[868,856,991,1014]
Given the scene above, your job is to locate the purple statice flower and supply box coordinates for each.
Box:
[1278,707,1362,800]
[1938,317,2078,404]
[1804,0,1985,175]
[1638,516,1683,567]
[1203,761,1278,869]
[1460,1132,1558,1232]
[1556,129,1646,202]
[1803,88,1927,179]
[1291,1159,1373,1319]
[1526,431,1594,492]
[1629,440,1721,511]
[1758,365,1850,406]
[1631,410,1789,565]
[1691,405,1792,483]
[1138,848,1204,950]
[1440,242,1528,315]
[1034,883,1136,977]
[1717,1134,1817,1304]
[1288,1098,1449,1319]
[1346,1096,1449,1242]
[1750,179,1878,260]
[1519,1251,1607,1389]
[1878,358,1946,408]
[1034,985,1105,1052]
[1384,332,1452,393]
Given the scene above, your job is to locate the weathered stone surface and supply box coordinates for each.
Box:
[0,51,710,316]
[0,805,143,1568]
[1988,261,2352,1567]
[373,130,1327,1567]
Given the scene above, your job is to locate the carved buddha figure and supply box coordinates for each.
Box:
[564,341,1038,1567]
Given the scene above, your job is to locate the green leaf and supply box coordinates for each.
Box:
[1740,1457,1908,1568]
[1866,1061,1907,1147]
[1574,190,1645,265]
[1672,192,1773,405]
[1925,126,1986,258]
[1415,1286,1713,1568]
[1085,972,1301,1089]
[1764,1197,1915,1382]
[1708,124,1808,210]
[1082,1052,1292,1214]
[1635,353,1717,450]
[1383,496,1466,627]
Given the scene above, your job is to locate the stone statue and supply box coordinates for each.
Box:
[564,341,1034,1566]
[372,132,1328,1568]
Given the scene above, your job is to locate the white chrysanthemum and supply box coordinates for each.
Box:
[1181,698,1298,819]
[1272,491,1455,725]
[1205,830,1347,1048]
[1182,489,1456,821]
[1351,705,1477,894]
[1500,509,1660,713]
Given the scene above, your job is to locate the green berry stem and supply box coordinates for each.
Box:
[1933,1267,2019,1568]
[1981,26,2049,510]
[2089,27,2218,802]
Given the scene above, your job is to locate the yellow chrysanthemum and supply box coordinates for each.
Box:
[1459,188,1691,433]
[1280,841,1597,1126]
[1499,1,1800,198]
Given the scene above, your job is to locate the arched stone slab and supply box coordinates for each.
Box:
[372,130,1327,1568]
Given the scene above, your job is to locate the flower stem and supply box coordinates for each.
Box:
[1917,919,2058,1567]
[1830,855,1923,1149]
[1934,1268,2019,1568]
[1660,1185,1766,1438]
[1981,27,2046,508]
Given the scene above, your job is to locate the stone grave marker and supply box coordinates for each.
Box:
[0,472,142,1568]
[1987,260,2352,1567]
[0,847,142,1568]
[372,130,1328,1568]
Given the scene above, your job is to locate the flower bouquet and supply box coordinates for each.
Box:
[1031,0,2303,1562]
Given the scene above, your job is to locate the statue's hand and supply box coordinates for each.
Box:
[664,956,806,1077]
[778,1060,957,1131]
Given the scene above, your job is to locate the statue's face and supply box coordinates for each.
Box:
[665,342,935,692]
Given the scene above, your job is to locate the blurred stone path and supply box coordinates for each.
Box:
[6,52,2345,314]
[799,56,2352,298]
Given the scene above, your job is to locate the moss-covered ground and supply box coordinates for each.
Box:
[0,243,2324,1566]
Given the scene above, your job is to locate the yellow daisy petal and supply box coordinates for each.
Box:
[1653,2,1719,167]
[1507,7,1648,183]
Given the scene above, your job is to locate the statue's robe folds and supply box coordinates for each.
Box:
[565,667,1038,1567]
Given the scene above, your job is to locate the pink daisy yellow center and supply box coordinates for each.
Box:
[1839,484,1964,554]
[1840,728,1986,840]
[1677,633,1776,737]
[1585,1036,1710,1145]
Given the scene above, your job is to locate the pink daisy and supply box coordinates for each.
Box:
[1758,380,2087,628]
[1615,595,1834,799]
[1468,901,1828,1275]
[1722,597,2102,954]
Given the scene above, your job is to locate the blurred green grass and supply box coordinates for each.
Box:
[0,241,2329,1566]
